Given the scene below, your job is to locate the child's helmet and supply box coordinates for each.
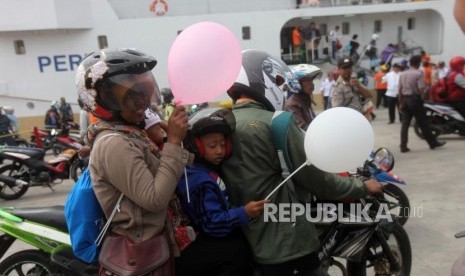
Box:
[185,108,234,160]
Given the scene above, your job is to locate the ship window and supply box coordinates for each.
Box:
[242,26,251,40]
[14,40,26,55]
[407,17,415,30]
[374,20,382,33]
[342,22,350,35]
[319,24,327,36]
[98,36,108,49]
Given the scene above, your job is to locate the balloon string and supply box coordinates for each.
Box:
[265,162,309,201]
[181,141,190,203]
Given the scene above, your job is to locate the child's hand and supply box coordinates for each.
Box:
[166,105,188,145]
[244,200,269,218]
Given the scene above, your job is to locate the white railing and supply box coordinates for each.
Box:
[298,0,416,8]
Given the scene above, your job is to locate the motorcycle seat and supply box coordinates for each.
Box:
[10,205,68,233]
[2,146,45,160]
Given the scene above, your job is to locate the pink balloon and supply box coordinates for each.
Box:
[168,22,242,104]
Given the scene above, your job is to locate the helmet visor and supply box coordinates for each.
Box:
[100,72,158,112]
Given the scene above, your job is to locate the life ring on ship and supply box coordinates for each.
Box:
[302,0,320,7]
[151,0,168,16]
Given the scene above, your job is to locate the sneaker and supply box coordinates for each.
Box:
[430,140,446,150]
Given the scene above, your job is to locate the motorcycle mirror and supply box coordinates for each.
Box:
[373,147,395,172]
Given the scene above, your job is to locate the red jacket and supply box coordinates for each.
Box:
[447,72,465,101]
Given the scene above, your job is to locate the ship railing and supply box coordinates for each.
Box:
[298,0,417,8]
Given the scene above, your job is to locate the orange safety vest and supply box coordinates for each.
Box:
[292,28,303,46]
[374,71,387,90]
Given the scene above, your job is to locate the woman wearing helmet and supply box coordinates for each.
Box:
[77,48,190,273]
[446,56,465,120]
[175,108,265,275]
[284,64,322,130]
[222,50,383,275]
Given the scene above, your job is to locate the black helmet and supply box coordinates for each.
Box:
[76,48,159,121]
[184,108,234,160]
[227,49,300,111]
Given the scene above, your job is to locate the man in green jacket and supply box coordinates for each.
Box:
[221,50,383,276]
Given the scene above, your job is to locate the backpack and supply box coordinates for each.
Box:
[64,133,122,263]
[270,111,316,203]
[64,168,103,263]
[270,111,294,175]
[431,75,449,102]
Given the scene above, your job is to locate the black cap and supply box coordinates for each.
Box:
[338,57,354,68]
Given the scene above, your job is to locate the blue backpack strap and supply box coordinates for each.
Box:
[270,111,294,173]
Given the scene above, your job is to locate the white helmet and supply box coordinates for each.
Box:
[292,64,322,81]
[2,106,14,114]
[227,49,301,111]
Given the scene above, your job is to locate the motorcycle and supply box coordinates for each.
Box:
[0,145,86,200]
[0,148,411,276]
[0,174,28,189]
[338,149,410,225]
[367,148,410,225]
[30,122,82,156]
[318,147,412,275]
[414,101,465,138]
[0,205,97,275]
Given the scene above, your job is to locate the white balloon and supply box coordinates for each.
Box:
[304,107,374,173]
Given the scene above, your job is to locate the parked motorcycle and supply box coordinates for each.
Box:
[414,101,465,138]
[0,174,28,190]
[30,122,82,156]
[0,145,85,200]
[0,206,96,275]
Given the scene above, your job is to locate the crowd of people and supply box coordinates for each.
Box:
[3,43,463,275]
[67,47,387,276]
[289,50,465,153]
[1,1,465,274]
[288,22,402,68]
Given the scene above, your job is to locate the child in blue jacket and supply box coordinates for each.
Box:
[175,109,267,276]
